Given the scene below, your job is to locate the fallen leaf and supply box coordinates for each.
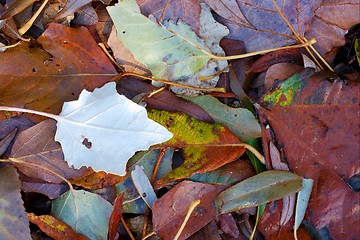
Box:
[137,0,202,35]
[0,128,17,156]
[294,178,314,235]
[131,165,157,209]
[72,4,98,26]
[187,220,221,240]
[208,0,359,62]
[108,194,124,240]
[257,68,359,238]
[0,24,117,122]
[117,76,214,122]
[189,160,255,187]
[108,0,228,95]
[51,189,113,240]
[116,149,173,214]
[19,174,69,199]
[0,0,37,19]
[216,170,303,214]
[70,169,124,190]
[152,180,218,240]
[54,82,172,175]
[27,213,89,240]
[183,95,261,141]
[55,0,92,20]
[0,166,31,240]
[269,142,295,227]
[10,119,88,184]
[148,110,245,188]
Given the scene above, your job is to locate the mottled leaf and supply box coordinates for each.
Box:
[27,213,89,240]
[149,110,245,188]
[183,95,261,141]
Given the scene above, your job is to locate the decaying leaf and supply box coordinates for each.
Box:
[55,82,173,176]
[183,95,261,141]
[51,190,113,240]
[0,166,31,240]
[148,110,245,188]
[27,213,89,240]
[131,165,157,209]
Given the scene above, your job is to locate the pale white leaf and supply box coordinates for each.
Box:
[54,82,173,176]
[131,165,157,209]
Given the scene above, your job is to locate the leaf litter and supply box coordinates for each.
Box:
[0,0,358,239]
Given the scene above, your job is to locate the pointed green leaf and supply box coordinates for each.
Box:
[51,190,113,240]
[216,170,303,214]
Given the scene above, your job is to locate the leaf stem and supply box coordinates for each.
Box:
[0,106,60,121]
[174,199,201,240]
[212,39,317,61]
[120,72,226,93]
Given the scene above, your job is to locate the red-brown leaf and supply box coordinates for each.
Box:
[153,181,218,240]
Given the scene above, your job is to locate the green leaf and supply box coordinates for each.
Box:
[0,166,31,240]
[51,190,113,240]
[183,95,261,141]
[294,178,314,235]
[107,0,211,81]
[216,170,303,214]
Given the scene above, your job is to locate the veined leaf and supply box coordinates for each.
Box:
[216,170,303,214]
[51,190,113,240]
[107,0,212,81]
[54,82,173,176]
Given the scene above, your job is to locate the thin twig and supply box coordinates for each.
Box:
[120,217,136,240]
[19,0,49,35]
[120,72,226,93]
[174,200,201,240]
